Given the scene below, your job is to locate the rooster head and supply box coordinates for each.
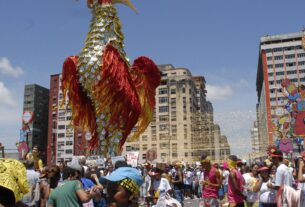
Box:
[87,0,137,13]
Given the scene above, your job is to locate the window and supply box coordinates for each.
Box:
[172,143,177,149]
[160,143,169,149]
[286,62,296,67]
[268,72,273,76]
[274,56,283,60]
[172,153,177,158]
[185,152,188,157]
[182,88,186,93]
[159,124,168,131]
[159,88,168,95]
[58,125,65,130]
[159,115,169,122]
[161,153,167,158]
[276,71,284,76]
[159,106,169,113]
[58,117,65,121]
[159,133,168,140]
[66,141,73,145]
[299,61,305,65]
[58,133,65,138]
[287,71,297,75]
[170,89,176,94]
[65,149,73,154]
[284,46,293,51]
[267,56,272,61]
[275,64,284,68]
[171,98,176,104]
[274,48,283,52]
[285,54,295,59]
[298,53,305,58]
[142,135,148,141]
[159,97,168,104]
[142,144,148,151]
[172,125,177,133]
[170,80,176,85]
[142,154,146,160]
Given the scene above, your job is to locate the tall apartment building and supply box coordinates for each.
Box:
[123,64,230,164]
[251,121,260,154]
[23,84,49,162]
[47,74,89,166]
[256,31,305,152]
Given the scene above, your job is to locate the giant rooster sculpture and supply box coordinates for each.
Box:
[62,0,160,156]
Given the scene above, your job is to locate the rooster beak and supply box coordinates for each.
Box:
[113,0,138,14]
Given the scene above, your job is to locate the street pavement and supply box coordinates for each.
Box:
[184,197,200,207]
[139,197,201,207]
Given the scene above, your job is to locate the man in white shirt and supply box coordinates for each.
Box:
[268,150,294,190]
[148,167,171,205]
[22,160,40,206]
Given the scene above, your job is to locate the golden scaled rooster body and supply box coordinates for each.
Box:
[62,0,160,156]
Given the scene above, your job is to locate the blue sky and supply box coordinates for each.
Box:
[0,0,305,156]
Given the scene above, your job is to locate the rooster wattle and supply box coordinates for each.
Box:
[62,0,160,155]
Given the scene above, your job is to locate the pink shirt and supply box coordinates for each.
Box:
[202,167,219,199]
[228,169,244,203]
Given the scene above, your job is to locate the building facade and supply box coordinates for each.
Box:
[23,84,49,162]
[47,74,90,166]
[123,64,230,164]
[256,31,305,152]
[251,121,260,154]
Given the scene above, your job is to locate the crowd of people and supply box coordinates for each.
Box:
[1,149,305,207]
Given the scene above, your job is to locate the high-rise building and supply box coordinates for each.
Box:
[256,31,305,152]
[23,84,49,162]
[47,74,90,166]
[123,64,230,164]
[251,121,259,154]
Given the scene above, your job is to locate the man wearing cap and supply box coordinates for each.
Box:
[201,156,221,207]
[267,150,294,190]
[227,155,246,207]
[99,166,144,207]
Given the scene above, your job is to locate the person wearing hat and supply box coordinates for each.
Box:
[267,150,294,190]
[99,166,144,207]
[227,155,246,207]
[171,161,184,206]
[48,163,100,207]
[147,167,171,205]
[253,166,277,207]
[201,156,222,207]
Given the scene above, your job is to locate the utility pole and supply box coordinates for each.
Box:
[0,143,4,158]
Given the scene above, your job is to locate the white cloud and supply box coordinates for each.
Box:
[0,57,25,78]
[0,81,17,107]
[233,79,250,88]
[206,84,233,101]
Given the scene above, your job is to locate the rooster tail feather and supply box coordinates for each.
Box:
[130,56,161,140]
